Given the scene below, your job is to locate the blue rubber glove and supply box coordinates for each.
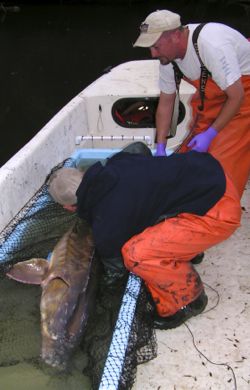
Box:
[155,143,167,156]
[187,127,218,152]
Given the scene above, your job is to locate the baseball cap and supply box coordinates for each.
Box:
[47,167,84,205]
[133,10,181,48]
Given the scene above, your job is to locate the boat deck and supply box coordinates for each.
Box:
[133,179,250,390]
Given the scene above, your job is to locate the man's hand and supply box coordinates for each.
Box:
[187,127,218,152]
[155,143,167,156]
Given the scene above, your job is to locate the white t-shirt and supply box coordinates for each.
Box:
[159,23,250,93]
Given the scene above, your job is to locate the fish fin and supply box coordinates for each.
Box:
[6,258,49,285]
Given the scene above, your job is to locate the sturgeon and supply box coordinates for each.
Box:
[6,219,98,369]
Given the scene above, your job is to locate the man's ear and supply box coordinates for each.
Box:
[171,29,181,44]
[63,205,77,212]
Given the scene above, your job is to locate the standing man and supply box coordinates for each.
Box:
[133,9,250,197]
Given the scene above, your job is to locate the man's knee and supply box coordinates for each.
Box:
[122,238,144,271]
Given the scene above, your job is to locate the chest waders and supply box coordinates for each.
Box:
[122,173,241,317]
[172,24,250,198]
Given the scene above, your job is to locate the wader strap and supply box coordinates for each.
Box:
[192,23,211,111]
[171,61,183,94]
[172,23,211,111]
[169,62,182,138]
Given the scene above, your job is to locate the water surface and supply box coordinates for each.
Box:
[0,277,91,390]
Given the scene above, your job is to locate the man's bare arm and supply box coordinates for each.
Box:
[156,91,176,144]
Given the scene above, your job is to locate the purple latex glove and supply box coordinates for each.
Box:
[187,127,218,152]
[155,143,167,157]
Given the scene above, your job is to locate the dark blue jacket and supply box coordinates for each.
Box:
[76,151,225,268]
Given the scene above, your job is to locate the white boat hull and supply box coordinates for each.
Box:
[0,60,195,233]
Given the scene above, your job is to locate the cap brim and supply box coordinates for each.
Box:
[133,31,162,48]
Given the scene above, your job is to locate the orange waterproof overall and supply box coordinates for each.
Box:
[178,76,250,198]
[123,77,247,317]
[122,175,241,316]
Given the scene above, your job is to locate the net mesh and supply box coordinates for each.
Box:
[0,159,77,271]
[0,155,157,390]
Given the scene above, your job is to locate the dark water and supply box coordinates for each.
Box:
[0,277,91,390]
[0,0,249,166]
[0,154,124,389]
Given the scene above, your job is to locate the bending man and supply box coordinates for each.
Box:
[48,149,241,329]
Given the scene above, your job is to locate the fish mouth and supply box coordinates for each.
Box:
[41,336,74,369]
[42,356,66,369]
[41,347,68,370]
